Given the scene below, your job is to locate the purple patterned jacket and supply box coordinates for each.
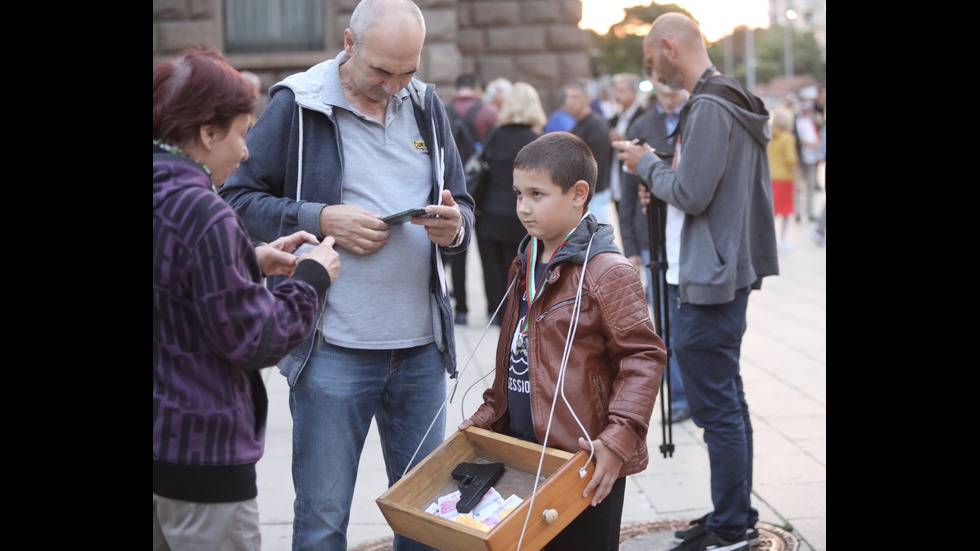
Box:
[152,145,330,502]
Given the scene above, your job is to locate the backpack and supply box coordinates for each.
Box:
[447,101,484,164]
[463,125,498,208]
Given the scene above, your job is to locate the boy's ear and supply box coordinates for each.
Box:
[572,180,591,208]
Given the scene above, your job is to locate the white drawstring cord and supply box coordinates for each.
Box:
[404,228,600,551]
[296,106,304,200]
[514,231,596,551]
[403,276,516,479]
[557,233,597,473]
[454,275,517,412]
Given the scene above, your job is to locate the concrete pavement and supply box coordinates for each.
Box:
[254,191,827,551]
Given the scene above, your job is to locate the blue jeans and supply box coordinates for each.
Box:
[289,341,447,551]
[641,248,687,410]
[667,285,758,541]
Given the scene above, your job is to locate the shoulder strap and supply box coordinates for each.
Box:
[700,77,754,110]
[482,125,499,152]
[463,101,483,124]
[673,68,765,139]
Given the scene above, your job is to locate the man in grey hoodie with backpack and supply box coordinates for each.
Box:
[613,12,779,551]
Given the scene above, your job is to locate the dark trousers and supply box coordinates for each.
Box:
[476,236,522,322]
[544,476,626,551]
[447,252,467,314]
[668,284,759,540]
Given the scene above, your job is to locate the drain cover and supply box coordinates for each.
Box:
[349,520,799,551]
[619,520,799,551]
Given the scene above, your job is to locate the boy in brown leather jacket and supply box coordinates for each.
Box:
[459,132,667,551]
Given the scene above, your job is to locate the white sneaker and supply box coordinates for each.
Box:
[810,231,825,246]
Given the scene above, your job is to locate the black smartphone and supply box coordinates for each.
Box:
[293,242,317,256]
[382,207,430,224]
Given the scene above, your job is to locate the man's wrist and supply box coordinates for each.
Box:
[450,223,465,247]
[299,203,329,238]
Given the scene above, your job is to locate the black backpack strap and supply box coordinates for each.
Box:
[463,101,483,124]
[482,125,498,153]
[672,72,762,139]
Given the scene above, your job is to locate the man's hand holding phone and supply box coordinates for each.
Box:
[382,207,433,225]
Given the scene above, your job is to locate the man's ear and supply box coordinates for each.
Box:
[343,29,355,55]
[660,38,676,61]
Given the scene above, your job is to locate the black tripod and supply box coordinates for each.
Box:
[645,180,676,458]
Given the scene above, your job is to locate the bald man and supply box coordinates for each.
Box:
[613,13,778,551]
[219,1,473,549]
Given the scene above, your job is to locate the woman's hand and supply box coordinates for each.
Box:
[302,236,341,282]
[257,231,320,277]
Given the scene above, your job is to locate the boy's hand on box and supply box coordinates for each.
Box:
[579,437,624,507]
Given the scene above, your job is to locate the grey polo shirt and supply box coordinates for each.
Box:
[319,52,436,349]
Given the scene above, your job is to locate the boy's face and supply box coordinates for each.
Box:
[513,168,589,248]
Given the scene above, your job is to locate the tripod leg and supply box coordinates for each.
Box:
[647,196,674,457]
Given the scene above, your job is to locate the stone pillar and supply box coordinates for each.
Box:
[153,0,592,115]
[456,0,590,113]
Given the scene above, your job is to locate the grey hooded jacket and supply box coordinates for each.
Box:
[219,56,474,380]
[636,74,778,305]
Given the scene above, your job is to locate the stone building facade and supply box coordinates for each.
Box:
[152,0,592,116]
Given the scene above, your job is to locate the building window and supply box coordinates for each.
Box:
[225,0,324,54]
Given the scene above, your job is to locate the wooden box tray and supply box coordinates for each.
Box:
[376,427,594,551]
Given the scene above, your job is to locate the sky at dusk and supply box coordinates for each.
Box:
[580,0,770,42]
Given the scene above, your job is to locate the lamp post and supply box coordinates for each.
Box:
[746,27,755,91]
[724,34,734,76]
[785,8,797,79]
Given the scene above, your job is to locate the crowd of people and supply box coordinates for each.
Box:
[440,75,824,329]
[153,2,823,550]
[441,75,823,432]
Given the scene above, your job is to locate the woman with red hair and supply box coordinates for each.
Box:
[152,47,340,550]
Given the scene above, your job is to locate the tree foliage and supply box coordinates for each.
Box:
[586,2,826,88]
[586,3,694,77]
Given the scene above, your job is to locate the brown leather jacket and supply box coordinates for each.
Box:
[468,222,667,477]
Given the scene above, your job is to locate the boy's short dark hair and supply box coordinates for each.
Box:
[513,132,597,204]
